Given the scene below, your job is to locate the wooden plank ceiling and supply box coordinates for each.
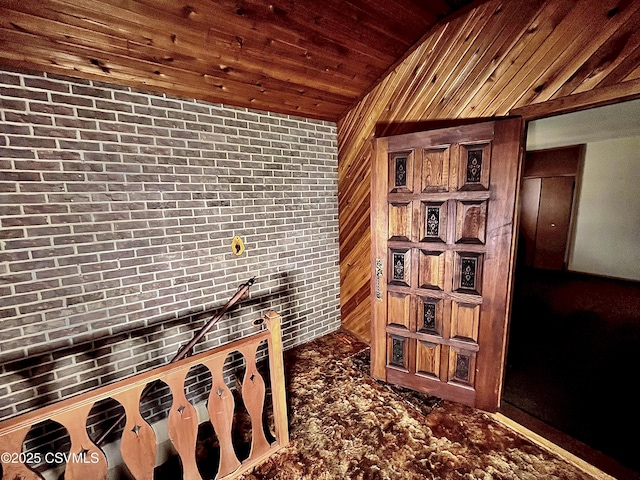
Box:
[337,0,640,341]
[0,0,478,121]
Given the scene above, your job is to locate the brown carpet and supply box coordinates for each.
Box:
[505,268,640,474]
[230,330,599,480]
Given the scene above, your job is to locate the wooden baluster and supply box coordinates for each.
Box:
[264,311,289,447]
[202,356,240,479]
[0,425,44,480]
[112,386,157,480]
[165,369,202,480]
[52,403,108,480]
[238,342,270,460]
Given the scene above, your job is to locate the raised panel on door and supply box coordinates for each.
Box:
[371,118,523,412]
[387,291,411,331]
[416,340,441,379]
[455,200,487,244]
[421,147,450,192]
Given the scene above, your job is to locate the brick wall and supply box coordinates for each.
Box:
[0,68,340,434]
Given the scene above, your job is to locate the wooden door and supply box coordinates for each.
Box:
[519,177,542,267]
[520,146,583,270]
[371,119,523,412]
[533,176,575,270]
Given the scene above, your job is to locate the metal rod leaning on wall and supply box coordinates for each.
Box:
[94,276,257,446]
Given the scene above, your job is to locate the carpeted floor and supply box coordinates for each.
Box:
[503,268,640,474]
[226,330,600,480]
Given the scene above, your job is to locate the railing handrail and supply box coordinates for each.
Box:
[0,329,269,437]
[0,310,289,480]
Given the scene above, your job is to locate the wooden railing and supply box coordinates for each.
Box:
[0,311,289,480]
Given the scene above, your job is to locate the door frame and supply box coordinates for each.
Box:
[370,89,639,414]
[501,95,640,478]
[500,92,640,411]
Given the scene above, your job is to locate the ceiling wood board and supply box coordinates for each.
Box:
[0,0,478,121]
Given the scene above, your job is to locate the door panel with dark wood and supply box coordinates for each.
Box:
[520,178,542,267]
[520,145,583,270]
[371,119,523,412]
[534,176,575,270]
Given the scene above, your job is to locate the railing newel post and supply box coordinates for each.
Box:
[264,311,289,447]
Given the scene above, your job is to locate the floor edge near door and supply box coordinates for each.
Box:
[497,402,638,480]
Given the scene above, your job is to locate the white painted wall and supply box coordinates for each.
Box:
[568,136,640,281]
[526,100,640,281]
[526,99,640,151]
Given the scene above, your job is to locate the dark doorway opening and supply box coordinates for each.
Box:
[502,101,640,480]
[503,267,640,478]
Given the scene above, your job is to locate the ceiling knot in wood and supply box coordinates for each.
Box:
[268,4,286,18]
[90,59,110,74]
[10,22,30,34]
[182,6,196,18]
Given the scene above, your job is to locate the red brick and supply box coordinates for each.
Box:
[15,279,60,294]
[26,225,72,237]
[0,86,48,101]
[2,293,39,306]
[0,98,27,111]
[32,126,80,139]
[37,150,82,160]
[24,78,70,92]
[0,171,41,182]
[0,72,21,85]
[14,160,61,171]
[0,308,17,319]
[0,147,35,158]
[36,266,79,279]
[2,216,48,227]
[4,112,52,124]
[29,103,74,116]
[0,123,29,135]
[52,234,95,245]
[9,136,57,148]
[0,193,46,203]
[30,247,75,259]
[19,300,64,314]
[23,204,69,214]
[50,93,93,107]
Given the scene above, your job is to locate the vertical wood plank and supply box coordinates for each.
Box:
[202,356,240,479]
[112,385,157,480]
[264,311,289,447]
[0,425,44,480]
[53,403,108,480]
[165,369,203,480]
[237,342,271,460]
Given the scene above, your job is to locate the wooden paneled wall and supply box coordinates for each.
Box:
[337,0,640,342]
